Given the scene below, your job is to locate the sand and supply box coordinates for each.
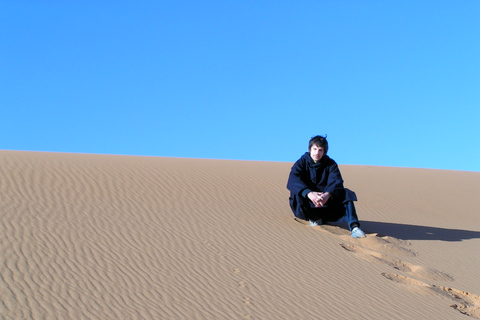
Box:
[1,150,479,320]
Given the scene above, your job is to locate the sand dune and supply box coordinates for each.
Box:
[1,150,479,319]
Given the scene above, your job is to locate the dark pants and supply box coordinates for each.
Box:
[289,195,360,230]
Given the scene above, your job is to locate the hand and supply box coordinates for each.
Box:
[308,192,330,207]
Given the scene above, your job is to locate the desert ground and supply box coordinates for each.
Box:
[1,150,479,319]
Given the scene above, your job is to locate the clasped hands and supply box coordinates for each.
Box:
[308,191,330,208]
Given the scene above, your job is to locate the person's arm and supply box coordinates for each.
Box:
[287,157,310,196]
[301,188,313,198]
[324,163,344,199]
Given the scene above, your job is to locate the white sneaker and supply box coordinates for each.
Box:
[309,219,323,227]
[351,227,366,238]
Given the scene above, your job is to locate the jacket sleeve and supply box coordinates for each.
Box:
[286,158,311,198]
[324,163,345,200]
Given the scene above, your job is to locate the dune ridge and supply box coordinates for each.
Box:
[1,151,479,319]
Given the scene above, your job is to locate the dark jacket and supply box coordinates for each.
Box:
[286,152,357,220]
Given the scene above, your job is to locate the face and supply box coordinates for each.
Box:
[309,145,325,163]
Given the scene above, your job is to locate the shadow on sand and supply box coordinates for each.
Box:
[360,221,480,242]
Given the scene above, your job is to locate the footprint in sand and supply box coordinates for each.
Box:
[340,243,454,282]
[382,273,480,319]
[203,240,254,312]
[296,218,478,318]
[294,217,417,257]
[358,232,418,257]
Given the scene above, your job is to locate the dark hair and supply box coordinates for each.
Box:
[308,135,328,154]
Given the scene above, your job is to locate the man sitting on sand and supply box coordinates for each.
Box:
[287,135,366,238]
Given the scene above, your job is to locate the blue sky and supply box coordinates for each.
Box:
[1,1,479,171]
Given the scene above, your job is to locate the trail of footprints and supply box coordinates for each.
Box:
[381,273,480,318]
[203,240,254,319]
[296,217,480,318]
[203,221,480,319]
[340,243,454,282]
[337,230,480,319]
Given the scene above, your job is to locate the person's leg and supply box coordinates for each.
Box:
[308,206,343,226]
[305,207,324,226]
[289,194,308,221]
[344,201,360,230]
[289,194,323,225]
[344,201,366,238]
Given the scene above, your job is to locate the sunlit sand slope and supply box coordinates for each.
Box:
[1,151,479,319]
